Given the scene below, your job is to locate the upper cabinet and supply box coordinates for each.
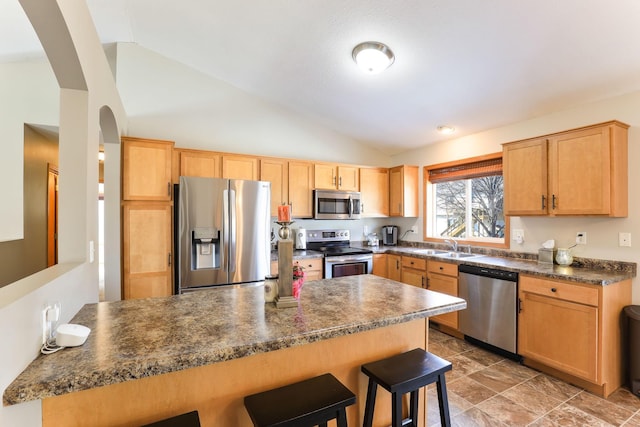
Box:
[176,149,221,181]
[503,121,628,217]
[288,161,314,218]
[122,137,174,201]
[222,154,260,180]
[389,165,419,217]
[360,167,389,217]
[314,164,359,191]
[260,157,289,217]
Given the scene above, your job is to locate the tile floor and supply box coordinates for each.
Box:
[426,327,640,426]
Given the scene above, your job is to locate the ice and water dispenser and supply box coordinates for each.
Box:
[191,227,220,270]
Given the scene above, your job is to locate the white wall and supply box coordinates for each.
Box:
[0,59,59,242]
[115,43,390,167]
[392,90,640,303]
[0,0,126,425]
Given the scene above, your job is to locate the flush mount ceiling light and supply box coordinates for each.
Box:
[352,41,395,74]
[437,125,456,135]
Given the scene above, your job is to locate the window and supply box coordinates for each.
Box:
[424,153,507,247]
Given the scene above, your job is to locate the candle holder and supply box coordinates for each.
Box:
[276,221,295,240]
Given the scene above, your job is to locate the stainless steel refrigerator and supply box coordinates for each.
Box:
[176,176,271,292]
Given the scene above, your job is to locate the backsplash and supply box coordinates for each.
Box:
[389,240,637,275]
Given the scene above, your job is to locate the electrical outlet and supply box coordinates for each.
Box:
[576,232,587,245]
[512,229,524,244]
[619,232,632,247]
[411,225,418,233]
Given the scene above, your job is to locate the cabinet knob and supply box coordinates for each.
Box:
[551,287,557,292]
[439,266,444,271]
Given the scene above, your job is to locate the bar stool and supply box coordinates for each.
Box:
[361,348,452,427]
[141,410,201,427]
[244,373,356,427]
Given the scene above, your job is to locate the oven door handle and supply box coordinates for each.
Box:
[325,255,372,263]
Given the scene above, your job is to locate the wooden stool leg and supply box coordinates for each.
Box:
[409,389,419,427]
[392,391,403,427]
[436,373,451,427]
[363,378,377,427]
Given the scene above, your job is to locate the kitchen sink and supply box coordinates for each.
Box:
[438,252,481,259]
[414,249,448,255]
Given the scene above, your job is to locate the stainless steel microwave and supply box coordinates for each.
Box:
[313,190,361,220]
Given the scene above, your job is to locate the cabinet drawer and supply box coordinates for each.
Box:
[297,258,323,272]
[402,256,426,270]
[520,275,599,307]
[427,260,458,277]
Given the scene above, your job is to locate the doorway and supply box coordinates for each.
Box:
[47,164,59,267]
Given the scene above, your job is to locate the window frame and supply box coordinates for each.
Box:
[423,152,510,249]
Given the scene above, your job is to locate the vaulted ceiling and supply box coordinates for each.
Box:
[4,0,640,155]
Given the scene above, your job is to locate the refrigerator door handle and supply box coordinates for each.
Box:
[228,189,237,273]
[223,189,230,273]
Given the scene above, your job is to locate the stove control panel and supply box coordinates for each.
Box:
[306,229,350,243]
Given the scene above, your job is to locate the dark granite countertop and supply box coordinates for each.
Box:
[365,245,636,286]
[3,275,465,406]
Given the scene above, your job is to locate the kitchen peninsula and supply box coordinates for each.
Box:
[3,275,465,427]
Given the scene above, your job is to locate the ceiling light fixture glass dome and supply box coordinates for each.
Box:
[437,125,456,135]
[352,41,395,74]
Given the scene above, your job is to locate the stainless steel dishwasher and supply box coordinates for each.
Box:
[458,264,519,357]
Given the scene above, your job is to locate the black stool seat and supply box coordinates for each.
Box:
[244,373,356,427]
[361,348,452,427]
[141,410,201,427]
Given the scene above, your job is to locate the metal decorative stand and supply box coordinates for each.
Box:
[275,221,294,240]
[275,221,297,308]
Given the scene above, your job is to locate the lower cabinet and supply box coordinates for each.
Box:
[518,274,631,397]
[386,254,402,281]
[426,261,459,329]
[270,257,323,281]
[372,253,387,278]
[122,202,173,299]
[401,256,426,288]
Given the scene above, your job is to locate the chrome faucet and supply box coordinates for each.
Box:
[445,239,458,252]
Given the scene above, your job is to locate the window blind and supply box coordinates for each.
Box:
[427,157,502,183]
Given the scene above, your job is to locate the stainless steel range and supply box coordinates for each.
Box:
[303,229,373,278]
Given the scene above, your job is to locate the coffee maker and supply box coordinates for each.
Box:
[381,225,398,246]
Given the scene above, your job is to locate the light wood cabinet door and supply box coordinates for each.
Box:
[288,161,314,218]
[549,125,616,215]
[503,138,548,215]
[360,167,389,217]
[401,268,426,288]
[389,165,419,217]
[503,121,628,217]
[179,150,221,179]
[122,137,173,201]
[427,272,459,329]
[222,155,259,180]
[260,158,289,217]
[314,164,359,191]
[386,254,402,282]
[122,202,173,299]
[519,281,598,382]
[314,163,337,190]
[338,166,359,191]
[372,254,387,278]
